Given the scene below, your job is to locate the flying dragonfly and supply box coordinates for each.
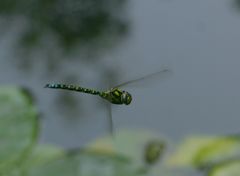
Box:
[45,68,171,134]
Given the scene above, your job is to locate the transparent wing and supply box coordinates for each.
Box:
[114,67,172,88]
[105,80,114,136]
[106,101,114,135]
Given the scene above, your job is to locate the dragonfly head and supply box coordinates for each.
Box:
[121,91,132,105]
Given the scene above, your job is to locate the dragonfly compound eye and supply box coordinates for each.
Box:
[122,91,132,105]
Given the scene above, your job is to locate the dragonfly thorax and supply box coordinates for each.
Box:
[101,88,132,105]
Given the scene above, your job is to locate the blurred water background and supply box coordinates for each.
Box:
[0,0,240,149]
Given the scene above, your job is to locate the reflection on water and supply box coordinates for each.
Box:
[0,0,129,145]
[0,0,129,123]
[0,0,129,71]
[233,0,240,11]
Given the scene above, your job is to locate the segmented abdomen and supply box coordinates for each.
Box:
[45,84,100,95]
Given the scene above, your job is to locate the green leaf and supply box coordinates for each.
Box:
[168,136,240,169]
[23,145,65,167]
[2,145,65,176]
[167,136,214,167]
[26,150,137,176]
[193,136,240,168]
[0,87,39,172]
[88,129,166,167]
[209,160,240,176]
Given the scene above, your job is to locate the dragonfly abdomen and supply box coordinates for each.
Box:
[45,84,100,95]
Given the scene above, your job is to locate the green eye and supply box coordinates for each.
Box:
[124,93,132,105]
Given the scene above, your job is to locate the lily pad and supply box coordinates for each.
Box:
[3,144,65,176]
[3,129,164,176]
[193,136,240,168]
[27,150,136,176]
[88,129,166,168]
[209,160,240,176]
[168,136,240,169]
[23,145,65,167]
[0,87,39,172]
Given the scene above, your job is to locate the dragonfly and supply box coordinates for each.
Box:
[45,68,170,134]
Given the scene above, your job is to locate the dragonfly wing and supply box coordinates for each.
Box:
[105,80,114,136]
[106,101,114,135]
[114,67,172,88]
